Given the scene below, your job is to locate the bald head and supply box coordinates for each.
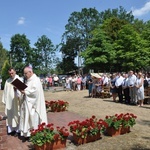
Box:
[24,67,33,79]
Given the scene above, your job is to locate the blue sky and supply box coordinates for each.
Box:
[0,0,150,56]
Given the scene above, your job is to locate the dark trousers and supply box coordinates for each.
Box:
[117,85,123,102]
[123,88,130,104]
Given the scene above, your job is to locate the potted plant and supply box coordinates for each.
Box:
[68,115,107,145]
[121,113,137,134]
[104,113,137,136]
[46,100,69,112]
[30,122,69,150]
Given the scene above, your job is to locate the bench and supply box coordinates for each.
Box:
[101,86,111,99]
[144,87,150,104]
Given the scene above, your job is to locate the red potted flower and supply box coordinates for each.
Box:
[104,113,137,136]
[30,123,69,150]
[45,100,69,112]
[68,115,107,145]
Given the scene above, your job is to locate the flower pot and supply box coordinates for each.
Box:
[52,139,67,150]
[86,133,101,143]
[34,144,47,150]
[106,126,122,137]
[45,142,53,150]
[121,126,130,134]
[73,133,101,145]
[35,139,67,150]
[72,134,86,145]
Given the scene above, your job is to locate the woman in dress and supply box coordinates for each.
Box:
[88,77,93,97]
[110,73,118,102]
[135,72,144,106]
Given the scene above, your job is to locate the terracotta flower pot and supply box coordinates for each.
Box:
[34,144,47,150]
[106,126,122,137]
[34,139,67,150]
[73,133,101,145]
[121,126,130,134]
[52,139,67,149]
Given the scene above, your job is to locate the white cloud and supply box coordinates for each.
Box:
[17,17,25,25]
[131,1,150,16]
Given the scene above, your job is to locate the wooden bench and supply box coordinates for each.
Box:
[101,86,111,99]
[144,87,150,104]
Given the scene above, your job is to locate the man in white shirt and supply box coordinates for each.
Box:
[122,74,130,104]
[102,74,109,86]
[19,67,48,139]
[127,70,137,104]
[115,72,124,103]
[53,75,59,86]
[2,68,22,136]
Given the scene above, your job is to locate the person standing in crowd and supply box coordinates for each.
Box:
[122,73,130,104]
[2,68,22,136]
[91,75,98,98]
[135,72,144,107]
[82,74,87,90]
[71,75,77,91]
[53,75,59,86]
[88,76,93,97]
[77,75,82,91]
[110,73,118,102]
[102,74,109,86]
[19,67,47,139]
[128,70,137,105]
[115,72,124,103]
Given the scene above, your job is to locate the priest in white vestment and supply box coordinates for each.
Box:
[2,68,22,134]
[19,67,48,137]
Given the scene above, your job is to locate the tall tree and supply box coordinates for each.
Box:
[114,24,150,71]
[101,17,128,42]
[0,41,8,75]
[99,6,134,24]
[34,35,56,75]
[81,26,115,72]
[1,60,11,89]
[10,34,31,74]
[61,8,101,68]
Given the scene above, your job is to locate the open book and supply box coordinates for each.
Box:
[11,78,27,90]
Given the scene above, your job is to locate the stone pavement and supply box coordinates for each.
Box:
[6,111,86,150]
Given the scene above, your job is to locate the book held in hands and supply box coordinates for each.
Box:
[11,78,27,90]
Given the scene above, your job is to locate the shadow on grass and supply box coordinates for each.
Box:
[138,119,150,127]
[130,144,150,150]
[140,106,150,109]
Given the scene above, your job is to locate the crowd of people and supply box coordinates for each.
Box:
[39,71,150,107]
[40,74,88,91]
[87,71,150,107]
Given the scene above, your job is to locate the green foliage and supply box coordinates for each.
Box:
[104,113,137,130]
[10,34,31,74]
[34,35,56,75]
[1,60,11,89]
[1,6,150,74]
[99,6,134,23]
[0,42,9,75]
[68,116,107,139]
[30,123,69,146]
[81,26,116,72]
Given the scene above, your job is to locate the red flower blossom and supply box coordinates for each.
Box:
[68,116,107,139]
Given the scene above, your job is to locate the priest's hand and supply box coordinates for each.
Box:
[20,90,25,94]
[14,87,17,91]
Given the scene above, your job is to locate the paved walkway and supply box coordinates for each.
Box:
[7,111,86,150]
